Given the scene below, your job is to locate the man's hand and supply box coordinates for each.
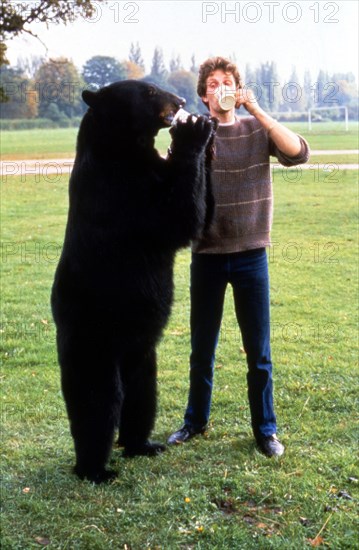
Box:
[235,88,262,116]
[235,87,302,157]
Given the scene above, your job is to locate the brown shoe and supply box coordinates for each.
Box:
[256,434,285,457]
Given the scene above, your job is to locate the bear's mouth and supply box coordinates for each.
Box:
[161,105,183,126]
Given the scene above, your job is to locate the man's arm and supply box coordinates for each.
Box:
[237,89,302,157]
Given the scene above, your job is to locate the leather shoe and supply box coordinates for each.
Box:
[167,425,205,445]
[256,434,285,457]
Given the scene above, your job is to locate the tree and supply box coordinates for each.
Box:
[82,56,127,89]
[244,63,256,85]
[0,43,9,100]
[34,57,85,118]
[333,74,359,119]
[315,69,330,107]
[0,0,104,39]
[283,66,306,112]
[0,1,106,100]
[169,54,182,73]
[248,61,280,113]
[146,47,168,87]
[123,60,145,80]
[303,70,313,110]
[168,70,198,112]
[129,42,145,72]
[15,55,45,78]
[190,54,198,74]
[0,65,38,118]
[0,41,9,66]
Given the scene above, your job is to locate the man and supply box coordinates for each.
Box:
[168,56,310,457]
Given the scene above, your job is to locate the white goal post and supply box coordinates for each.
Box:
[308,106,349,131]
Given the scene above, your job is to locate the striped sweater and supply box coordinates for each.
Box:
[192,116,310,254]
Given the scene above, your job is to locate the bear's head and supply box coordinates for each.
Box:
[82,80,185,142]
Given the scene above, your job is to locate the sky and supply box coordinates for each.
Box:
[5,0,359,83]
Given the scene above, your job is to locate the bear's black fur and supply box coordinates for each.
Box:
[51,80,216,483]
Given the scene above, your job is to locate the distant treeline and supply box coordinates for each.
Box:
[1,44,358,126]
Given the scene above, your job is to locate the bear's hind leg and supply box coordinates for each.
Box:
[58,328,121,483]
[118,347,165,457]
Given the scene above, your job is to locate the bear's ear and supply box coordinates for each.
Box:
[82,90,98,108]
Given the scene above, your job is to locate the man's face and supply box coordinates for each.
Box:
[201,69,238,115]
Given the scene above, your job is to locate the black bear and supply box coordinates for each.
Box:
[51,80,216,483]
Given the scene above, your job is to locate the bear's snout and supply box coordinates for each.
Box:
[160,96,186,126]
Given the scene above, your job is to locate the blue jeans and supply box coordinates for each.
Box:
[184,248,277,439]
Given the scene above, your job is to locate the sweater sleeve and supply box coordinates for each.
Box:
[269,134,310,167]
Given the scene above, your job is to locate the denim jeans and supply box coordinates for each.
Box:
[184,248,277,439]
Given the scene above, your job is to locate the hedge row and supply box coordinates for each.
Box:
[0,118,82,130]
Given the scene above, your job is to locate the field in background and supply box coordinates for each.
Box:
[1,123,358,548]
[1,121,358,160]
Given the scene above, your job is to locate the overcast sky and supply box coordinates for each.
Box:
[6,0,359,82]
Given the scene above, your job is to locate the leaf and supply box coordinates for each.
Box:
[212,498,237,514]
[243,514,256,525]
[348,477,358,484]
[337,490,352,500]
[34,537,50,546]
[308,536,325,546]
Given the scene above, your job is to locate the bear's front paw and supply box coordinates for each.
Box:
[170,115,216,154]
[122,440,166,458]
[74,465,118,484]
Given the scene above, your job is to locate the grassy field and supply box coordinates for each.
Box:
[1,121,358,160]
[1,120,358,549]
[0,128,78,160]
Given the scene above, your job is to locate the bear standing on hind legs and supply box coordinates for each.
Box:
[51,80,216,484]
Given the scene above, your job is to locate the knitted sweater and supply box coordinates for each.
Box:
[192,116,310,254]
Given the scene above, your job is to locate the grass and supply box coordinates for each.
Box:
[1,121,358,160]
[0,128,78,160]
[1,158,358,548]
[307,155,358,164]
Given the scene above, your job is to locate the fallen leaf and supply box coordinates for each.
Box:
[262,506,283,515]
[34,537,50,546]
[308,536,325,547]
[243,514,256,525]
[337,490,352,500]
[243,499,256,508]
[324,505,338,512]
[348,477,358,484]
[213,498,237,514]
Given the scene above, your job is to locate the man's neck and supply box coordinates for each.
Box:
[210,108,236,125]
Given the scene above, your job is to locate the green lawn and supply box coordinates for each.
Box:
[307,154,358,164]
[1,121,358,160]
[0,128,78,160]
[1,165,358,548]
